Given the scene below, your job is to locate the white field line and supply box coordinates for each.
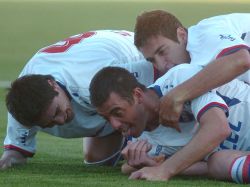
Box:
[0,0,249,2]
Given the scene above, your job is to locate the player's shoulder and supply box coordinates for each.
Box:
[153,64,202,88]
[162,63,202,78]
[92,30,134,38]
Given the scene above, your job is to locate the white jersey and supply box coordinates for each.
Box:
[136,64,250,158]
[4,30,157,157]
[187,13,250,83]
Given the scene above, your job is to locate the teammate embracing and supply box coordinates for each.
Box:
[134,10,250,130]
[1,30,157,169]
[89,65,250,184]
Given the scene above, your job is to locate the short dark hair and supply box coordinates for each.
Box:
[134,10,185,48]
[6,74,58,127]
[90,67,146,108]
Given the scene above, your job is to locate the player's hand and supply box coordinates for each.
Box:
[121,140,159,168]
[0,158,12,170]
[159,90,184,132]
[0,151,27,170]
[129,165,171,181]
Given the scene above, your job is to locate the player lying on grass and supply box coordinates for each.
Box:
[90,66,250,184]
[121,139,249,184]
[120,139,209,178]
[1,30,158,169]
[134,10,250,130]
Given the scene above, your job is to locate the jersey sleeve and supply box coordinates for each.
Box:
[191,91,229,122]
[188,13,250,67]
[4,113,38,157]
[150,64,204,96]
[150,64,229,123]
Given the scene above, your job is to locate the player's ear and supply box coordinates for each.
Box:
[48,79,59,90]
[177,27,187,44]
[132,87,144,104]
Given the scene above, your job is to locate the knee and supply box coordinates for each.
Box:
[207,150,246,182]
[84,149,102,163]
[207,153,219,179]
[207,151,231,180]
[83,151,94,162]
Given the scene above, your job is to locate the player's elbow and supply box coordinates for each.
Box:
[217,121,231,141]
[236,49,250,70]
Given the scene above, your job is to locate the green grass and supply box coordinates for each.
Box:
[0,1,249,186]
[0,1,250,81]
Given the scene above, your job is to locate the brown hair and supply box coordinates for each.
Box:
[90,67,146,108]
[6,74,58,127]
[134,10,186,48]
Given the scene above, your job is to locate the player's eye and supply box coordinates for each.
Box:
[112,110,123,118]
[158,48,167,56]
[146,57,155,64]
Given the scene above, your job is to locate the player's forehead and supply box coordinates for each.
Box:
[140,35,168,54]
[97,92,128,114]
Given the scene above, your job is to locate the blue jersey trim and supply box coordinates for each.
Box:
[216,91,241,107]
[149,85,163,98]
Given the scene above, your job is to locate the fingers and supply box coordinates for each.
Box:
[159,114,181,132]
[121,140,131,160]
[159,107,180,126]
[146,143,152,152]
[127,140,149,166]
[122,139,154,168]
[129,166,169,181]
[159,94,184,132]
[0,159,12,170]
[129,170,143,180]
[152,154,166,164]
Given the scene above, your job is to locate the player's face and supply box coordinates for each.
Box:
[97,91,147,138]
[139,28,190,75]
[38,82,74,128]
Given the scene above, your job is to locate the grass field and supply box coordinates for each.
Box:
[0,1,249,186]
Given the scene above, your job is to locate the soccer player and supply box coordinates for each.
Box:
[134,10,250,131]
[89,65,250,183]
[0,30,157,169]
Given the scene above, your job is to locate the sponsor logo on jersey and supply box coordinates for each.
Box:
[131,72,139,78]
[219,34,236,41]
[18,129,30,145]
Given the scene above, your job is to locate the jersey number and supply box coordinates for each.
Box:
[40,31,96,53]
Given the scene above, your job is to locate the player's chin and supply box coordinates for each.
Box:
[129,129,142,138]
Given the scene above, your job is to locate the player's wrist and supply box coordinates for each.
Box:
[168,88,186,105]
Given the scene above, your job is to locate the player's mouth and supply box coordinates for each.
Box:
[122,126,140,138]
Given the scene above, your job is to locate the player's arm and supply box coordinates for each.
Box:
[129,107,231,180]
[121,139,167,174]
[160,107,230,179]
[160,48,250,128]
[122,139,208,176]
[122,160,208,176]
[1,114,36,170]
[121,140,163,169]
[0,150,27,170]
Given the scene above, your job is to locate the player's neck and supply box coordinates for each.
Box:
[144,89,160,131]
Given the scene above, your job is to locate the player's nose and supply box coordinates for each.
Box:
[110,117,123,131]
